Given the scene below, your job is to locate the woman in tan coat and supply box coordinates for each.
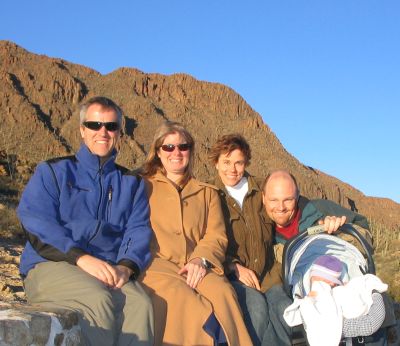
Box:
[139,121,252,346]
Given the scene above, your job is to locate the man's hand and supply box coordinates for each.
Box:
[232,263,261,291]
[318,215,346,234]
[178,257,207,289]
[113,265,133,289]
[77,254,118,287]
[76,255,133,289]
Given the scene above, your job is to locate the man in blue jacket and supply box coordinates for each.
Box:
[18,96,154,345]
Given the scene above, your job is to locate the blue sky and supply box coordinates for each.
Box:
[1,1,399,203]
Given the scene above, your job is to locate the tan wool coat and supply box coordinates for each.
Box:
[140,172,252,346]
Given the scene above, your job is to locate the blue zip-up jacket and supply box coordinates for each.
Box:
[17,144,152,277]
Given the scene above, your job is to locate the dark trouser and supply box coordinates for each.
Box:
[230,281,292,346]
[24,261,154,346]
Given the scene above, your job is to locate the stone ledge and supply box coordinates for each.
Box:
[0,301,398,345]
[0,302,83,346]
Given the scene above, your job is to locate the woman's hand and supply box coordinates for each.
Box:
[178,257,207,289]
[232,263,261,291]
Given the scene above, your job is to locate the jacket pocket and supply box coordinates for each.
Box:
[229,209,241,223]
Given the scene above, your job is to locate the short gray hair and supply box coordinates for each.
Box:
[79,96,123,125]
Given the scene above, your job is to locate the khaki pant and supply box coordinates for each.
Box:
[24,261,154,346]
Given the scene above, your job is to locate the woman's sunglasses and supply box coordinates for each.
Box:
[160,143,191,152]
[83,121,120,132]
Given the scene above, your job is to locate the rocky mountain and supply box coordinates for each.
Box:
[1,40,400,231]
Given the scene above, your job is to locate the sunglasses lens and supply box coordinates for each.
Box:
[104,122,119,131]
[178,144,190,151]
[161,144,191,152]
[83,121,119,132]
[161,144,175,152]
[84,121,102,130]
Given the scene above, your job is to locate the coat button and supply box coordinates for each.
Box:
[254,258,258,263]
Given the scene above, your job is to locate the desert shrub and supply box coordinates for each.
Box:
[0,175,24,244]
[369,219,400,301]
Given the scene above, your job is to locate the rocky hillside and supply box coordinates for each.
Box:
[1,40,400,231]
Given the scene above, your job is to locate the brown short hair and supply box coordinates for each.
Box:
[209,134,251,165]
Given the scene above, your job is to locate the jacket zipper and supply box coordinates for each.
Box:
[96,168,103,219]
[87,221,101,247]
[87,167,104,248]
[106,185,113,222]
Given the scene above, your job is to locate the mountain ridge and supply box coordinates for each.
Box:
[1,40,399,230]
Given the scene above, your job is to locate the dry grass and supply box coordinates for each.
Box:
[0,175,25,243]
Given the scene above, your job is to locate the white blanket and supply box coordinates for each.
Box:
[333,274,387,319]
[284,281,343,346]
[283,274,387,346]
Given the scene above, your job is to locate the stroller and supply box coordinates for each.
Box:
[281,224,394,346]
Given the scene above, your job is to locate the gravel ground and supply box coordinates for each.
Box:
[0,240,25,303]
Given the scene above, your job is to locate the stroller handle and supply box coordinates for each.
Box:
[282,223,375,296]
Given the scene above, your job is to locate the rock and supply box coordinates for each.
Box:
[0,303,83,346]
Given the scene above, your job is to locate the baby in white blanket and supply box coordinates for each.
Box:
[283,255,387,346]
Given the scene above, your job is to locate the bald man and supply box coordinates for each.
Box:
[261,170,397,346]
[262,170,372,263]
